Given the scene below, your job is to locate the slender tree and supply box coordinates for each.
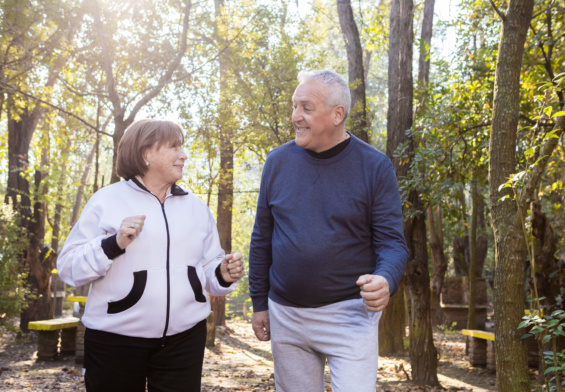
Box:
[209,0,234,327]
[387,0,439,384]
[336,0,369,142]
[487,1,535,390]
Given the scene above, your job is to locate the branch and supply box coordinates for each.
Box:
[520,113,537,126]
[127,0,192,122]
[128,4,264,121]
[89,0,123,116]
[488,0,506,21]
[0,81,112,136]
[519,115,565,207]
[532,0,556,20]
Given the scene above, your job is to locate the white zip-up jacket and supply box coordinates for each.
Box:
[57,179,236,338]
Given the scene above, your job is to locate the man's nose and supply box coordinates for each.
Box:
[292,108,302,122]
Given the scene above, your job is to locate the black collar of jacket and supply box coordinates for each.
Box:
[130,177,189,196]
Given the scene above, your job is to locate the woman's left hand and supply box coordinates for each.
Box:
[220,252,244,283]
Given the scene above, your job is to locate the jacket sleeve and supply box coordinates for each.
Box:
[372,160,409,295]
[248,159,274,312]
[57,198,114,288]
[201,209,237,296]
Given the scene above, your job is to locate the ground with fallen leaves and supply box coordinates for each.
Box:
[0,318,538,391]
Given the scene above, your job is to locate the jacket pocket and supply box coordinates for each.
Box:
[107,270,148,314]
[187,266,207,303]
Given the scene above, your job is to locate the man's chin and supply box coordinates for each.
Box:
[294,136,308,148]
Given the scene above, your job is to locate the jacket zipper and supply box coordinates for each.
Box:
[130,178,179,347]
[159,199,172,346]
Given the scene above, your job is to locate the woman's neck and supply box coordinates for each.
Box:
[137,175,170,203]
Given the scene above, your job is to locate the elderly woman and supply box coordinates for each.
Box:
[57,119,243,392]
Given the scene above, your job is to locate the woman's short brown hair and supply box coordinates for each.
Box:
[116,119,185,180]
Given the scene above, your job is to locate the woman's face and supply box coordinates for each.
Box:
[143,143,187,185]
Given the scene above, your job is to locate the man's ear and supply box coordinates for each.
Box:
[333,105,346,126]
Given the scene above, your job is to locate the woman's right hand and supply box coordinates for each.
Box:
[117,215,146,250]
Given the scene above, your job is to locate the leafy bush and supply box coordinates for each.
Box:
[520,308,565,392]
[0,204,29,326]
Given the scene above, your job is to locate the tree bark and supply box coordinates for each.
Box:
[417,0,435,88]
[428,206,446,325]
[336,0,369,142]
[210,0,233,328]
[379,0,406,356]
[379,280,406,355]
[20,134,53,331]
[387,0,439,385]
[70,139,98,227]
[5,98,40,221]
[488,2,534,390]
[467,170,478,330]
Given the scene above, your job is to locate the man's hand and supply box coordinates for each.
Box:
[356,274,390,312]
[252,310,270,341]
[220,253,244,283]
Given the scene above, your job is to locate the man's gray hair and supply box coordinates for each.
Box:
[297,70,351,116]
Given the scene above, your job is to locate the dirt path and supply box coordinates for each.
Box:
[0,319,508,391]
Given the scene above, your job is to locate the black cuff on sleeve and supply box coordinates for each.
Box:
[101,234,126,260]
[215,264,232,288]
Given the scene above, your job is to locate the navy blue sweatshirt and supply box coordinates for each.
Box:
[249,134,409,312]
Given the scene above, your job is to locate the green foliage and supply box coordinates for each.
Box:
[437,321,459,335]
[520,309,565,392]
[0,205,29,325]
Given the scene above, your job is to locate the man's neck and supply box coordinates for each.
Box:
[306,131,351,159]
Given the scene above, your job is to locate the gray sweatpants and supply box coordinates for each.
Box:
[269,298,382,392]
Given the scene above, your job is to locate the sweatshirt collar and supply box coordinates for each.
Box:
[129,177,188,197]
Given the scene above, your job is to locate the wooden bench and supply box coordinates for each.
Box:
[462,328,539,373]
[28,317,80,360]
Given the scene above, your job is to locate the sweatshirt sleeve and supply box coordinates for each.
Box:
[201,209,238,296]
[57,198,115,287]
[372,160,409,295]
[248,159,274,312]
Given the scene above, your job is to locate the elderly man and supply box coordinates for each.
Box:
[249,69,408,392]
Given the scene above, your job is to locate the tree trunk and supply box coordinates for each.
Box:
[210,0,233,328]
[51,160,67,254]
[387,0,439,385]
[531,201,564,314]
[476,195,488,277]
[467,170,478,330]
[20,136,53,331]
[428,206,446,326]
[416,0,442,327]
[531,201,565,361]
[379,280,406,355]
[336,0,368,142]
[417,0,435,88]
[488,2,534,390]
[5,98,39,221]
[70,138,98,227]
[380,0,406,355]
[110,118,131,184]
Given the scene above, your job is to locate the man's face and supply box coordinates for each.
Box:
[292,79,337,153]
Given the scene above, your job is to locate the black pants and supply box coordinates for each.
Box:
[84,320,207,392]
